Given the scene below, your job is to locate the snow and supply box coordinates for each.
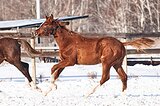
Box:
[0,61,160,106]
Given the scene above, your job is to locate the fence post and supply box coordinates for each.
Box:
[30,37,36,85]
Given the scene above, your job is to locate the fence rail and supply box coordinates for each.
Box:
[1,32,160,82]
[21,48,160,57]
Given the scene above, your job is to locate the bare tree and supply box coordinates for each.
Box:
[127,0,160,32]
[0,0,160,34]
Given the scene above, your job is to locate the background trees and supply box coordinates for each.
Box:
[0,0,160,34]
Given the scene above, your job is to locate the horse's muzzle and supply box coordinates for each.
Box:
[35,30,42,36]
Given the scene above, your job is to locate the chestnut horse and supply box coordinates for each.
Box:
[35,14,154,96]
[0,37,41,89]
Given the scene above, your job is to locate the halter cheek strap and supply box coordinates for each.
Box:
[51,25,62,36]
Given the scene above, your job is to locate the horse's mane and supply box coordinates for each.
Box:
[60,25,102,42]
[61,26,101,40]
[61,26,81,38]
[63,26,77,34]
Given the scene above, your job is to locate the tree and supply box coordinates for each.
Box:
[0,0,160,34]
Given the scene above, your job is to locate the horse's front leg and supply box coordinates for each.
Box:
[51,59,75,80]
[43,68,64,96]
[50,66,65,90]
[44,60,75,96]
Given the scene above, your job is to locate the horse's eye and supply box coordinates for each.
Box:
[44,29,47,31]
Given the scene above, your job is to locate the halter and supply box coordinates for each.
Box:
[51,24,62,37]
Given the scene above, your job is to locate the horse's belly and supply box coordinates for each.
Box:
[77,53,101,65]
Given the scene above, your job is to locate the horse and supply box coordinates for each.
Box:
[0,37,41,89]
[35,14,154,96]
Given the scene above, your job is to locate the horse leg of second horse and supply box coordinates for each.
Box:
[21,62,42,92]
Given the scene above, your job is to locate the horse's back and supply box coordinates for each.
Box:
[0,38,19,50]
[100,37,124,49]
[76,36,125,65]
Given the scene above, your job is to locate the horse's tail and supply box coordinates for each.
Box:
[123,38,154,52]
[17,39,42,57]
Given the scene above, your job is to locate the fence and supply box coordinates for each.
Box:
[1,32,160,84]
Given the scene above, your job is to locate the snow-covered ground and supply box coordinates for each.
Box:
[0,61,160,106]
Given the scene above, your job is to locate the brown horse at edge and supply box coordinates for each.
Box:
[35,14,154,96]
[0,38,41,89]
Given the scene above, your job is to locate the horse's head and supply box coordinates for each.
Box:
[35,14,69,37]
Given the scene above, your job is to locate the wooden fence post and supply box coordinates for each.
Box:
[30,37,36,84]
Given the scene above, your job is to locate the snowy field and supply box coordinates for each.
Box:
[0,61,160,106]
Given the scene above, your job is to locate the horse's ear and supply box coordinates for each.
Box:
[59,22,70,26]
[45,15,48,19]
[50,14,53,19]
[64,22,70,25]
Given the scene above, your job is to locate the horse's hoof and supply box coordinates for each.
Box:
[85,91,93,98]
[42,91,47,96]
[42,84,57,96]
[36,87,42,92]
[121,90,127,96]
[42,87,52,96]
[31,86,42,92]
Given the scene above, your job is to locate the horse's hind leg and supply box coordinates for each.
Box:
[113,63,127,92]
[13,61,41,89]
[0,53,4,64]
[21,62,33,84]
[13,61,32,82]
[0,59,3,64]
[86,63,111,97]
[21,62,29,71]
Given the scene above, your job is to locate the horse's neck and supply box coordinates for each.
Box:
[55,29,78,49]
